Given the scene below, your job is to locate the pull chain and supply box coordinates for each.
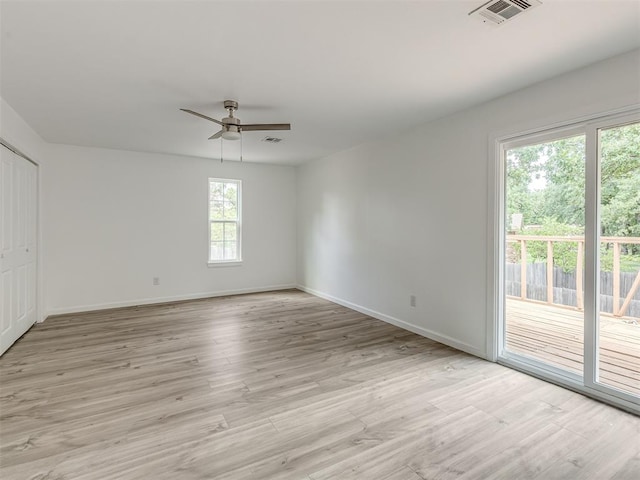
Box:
[240,134,243,162]
[220,137,223,163]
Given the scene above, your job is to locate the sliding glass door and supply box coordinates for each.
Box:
[499,112,639,410]
[503,132,586,378]
[593,120,640,401]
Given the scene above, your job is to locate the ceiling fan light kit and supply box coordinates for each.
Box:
[221,126,241,141]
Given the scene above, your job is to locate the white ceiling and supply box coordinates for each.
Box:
[1,1,639,165]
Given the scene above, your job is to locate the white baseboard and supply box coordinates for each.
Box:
[44,284,297,319]
[297,284,485,359]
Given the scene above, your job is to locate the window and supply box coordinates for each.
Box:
[208,178,241,264]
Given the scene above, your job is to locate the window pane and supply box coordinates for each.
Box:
[224,202,237,220]
[224,183,237,202]
[210,201,224,220]
[597,121,640,396]
[504,134,586,376]
[210,241,224,261]
[225,222,237,241]
[224,241,237,260]
[211,222,224,241]
[223,182,238,219]
[210,181,224,201]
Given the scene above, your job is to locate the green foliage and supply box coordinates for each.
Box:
[506,122,640,268]
[514,219,583,272]
[600,123,640,253]
[506,135,586,228]
[210,181,239,220]
[600,244,640,273]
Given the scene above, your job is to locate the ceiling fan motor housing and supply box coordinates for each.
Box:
[222,116,241,137]
[223,117,240,126]
[223,100,239,111]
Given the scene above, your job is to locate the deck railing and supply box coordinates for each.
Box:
[506,235,640,317]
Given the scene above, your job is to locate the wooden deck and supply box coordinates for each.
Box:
[506,298,640,395]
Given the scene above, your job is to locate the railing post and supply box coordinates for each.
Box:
[613,241,620,316]
[505,235,639,316]
[619,270,640,318]
[576,240,584,310]
[521,239,527,300]
[546,241,554,304]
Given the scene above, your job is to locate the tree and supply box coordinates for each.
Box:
[600,123,640,251]
[506,124,639,239]
[506,122,640,270]
[506,134,585,228]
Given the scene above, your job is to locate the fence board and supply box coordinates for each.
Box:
[505,262,640,318]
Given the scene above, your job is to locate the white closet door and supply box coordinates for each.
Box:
[0,146,37,356]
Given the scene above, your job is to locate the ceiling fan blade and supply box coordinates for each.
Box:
[180,109,223,126]
[209,130,223,140]
[240,123,291,132]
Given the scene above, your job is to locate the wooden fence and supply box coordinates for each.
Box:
[506,235,640,318]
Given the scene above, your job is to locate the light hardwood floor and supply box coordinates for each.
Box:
[1,290,638,479]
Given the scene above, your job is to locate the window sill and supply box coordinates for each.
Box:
[208,260,243,268]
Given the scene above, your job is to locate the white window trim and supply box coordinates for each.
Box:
[208,178,242,265]
[207,260,243,268]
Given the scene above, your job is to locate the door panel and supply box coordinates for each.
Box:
[596,121,640,397]
[27,261,36,315]
[0,146,37,356]
[14,164,26,249]
[503,134,586,377]
[1,155,12,255]
[1,270,11,335]
[16,264,27,322]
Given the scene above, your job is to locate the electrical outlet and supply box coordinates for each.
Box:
[153,277,160,286]
[410,295,416,307]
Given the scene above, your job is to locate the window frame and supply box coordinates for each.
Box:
[208,177,242,266]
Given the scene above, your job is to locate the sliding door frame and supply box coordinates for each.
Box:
[487,105,640,414]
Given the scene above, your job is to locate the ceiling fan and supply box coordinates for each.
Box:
[180,100,291,141]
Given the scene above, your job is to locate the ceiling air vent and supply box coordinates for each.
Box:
[469,0,542,26]
[262,136,283,143]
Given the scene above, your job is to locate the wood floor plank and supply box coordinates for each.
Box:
[1,289,638,479]
[610,454,640,480]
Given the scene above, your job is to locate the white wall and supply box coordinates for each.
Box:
[296,49,640,358]
[43,145,297,315]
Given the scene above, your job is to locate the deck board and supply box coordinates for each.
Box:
[506,298,640,395]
